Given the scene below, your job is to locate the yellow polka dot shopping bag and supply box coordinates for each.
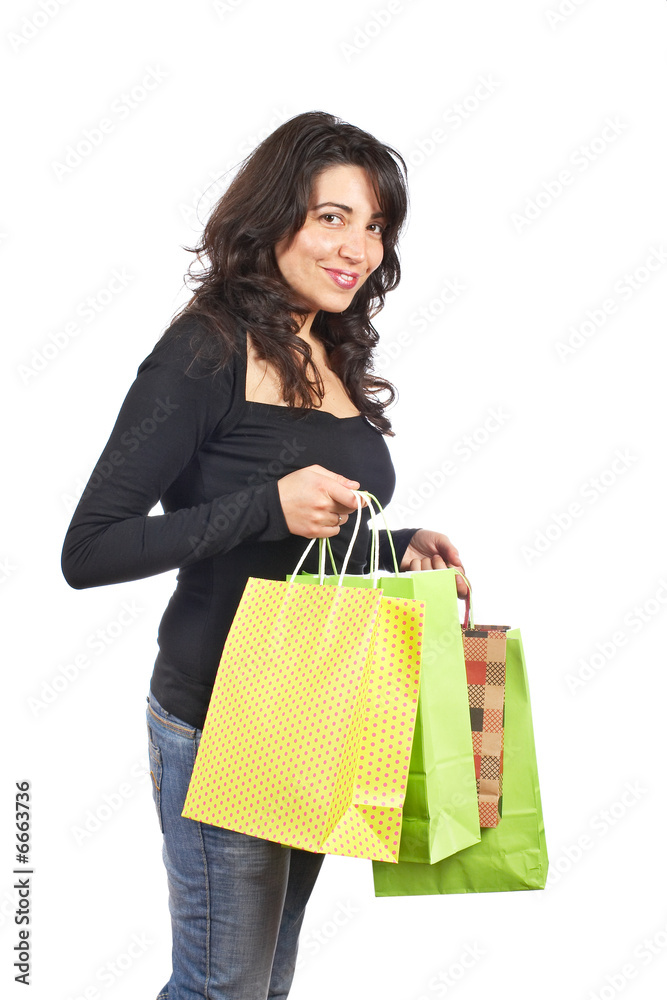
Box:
[181,493,425,863]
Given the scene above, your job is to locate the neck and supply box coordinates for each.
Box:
[293,311,318,343]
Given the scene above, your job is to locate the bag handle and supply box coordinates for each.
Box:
[360,495,473,624]
[360,491,400,581]
[289,490,397,588]
[453,569,475,628]
[289,492,367,587]
[287,491,475,615]
[339,490,401,587]
[313,536,338,583]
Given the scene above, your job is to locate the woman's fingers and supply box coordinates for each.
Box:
[405,554,449,572]
[276,466,366,537]
[326,483,367,515]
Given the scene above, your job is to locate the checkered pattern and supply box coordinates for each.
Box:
[462,624,510,828]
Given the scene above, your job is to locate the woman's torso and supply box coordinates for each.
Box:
[151,319,398,728]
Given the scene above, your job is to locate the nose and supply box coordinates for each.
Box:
[338,227,366,263]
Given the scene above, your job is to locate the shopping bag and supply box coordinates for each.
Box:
[372,627,548,894]
[182,493,425,863]
[460,588,511,828]
[292,496,480,864]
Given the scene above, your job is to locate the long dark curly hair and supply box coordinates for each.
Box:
[167,110,410,435]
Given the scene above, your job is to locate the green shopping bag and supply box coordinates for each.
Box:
[372,627,548,894]
[291,493,480,865]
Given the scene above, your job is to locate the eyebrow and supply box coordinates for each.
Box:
[311,201,386,220]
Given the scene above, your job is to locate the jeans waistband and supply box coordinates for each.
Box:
[147,690,198,737]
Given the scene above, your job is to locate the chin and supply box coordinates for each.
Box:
[322,303,350,314]
[323,290,363,314]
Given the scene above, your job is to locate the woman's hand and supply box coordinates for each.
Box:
[400,529,469,597]
[277,465,367,537]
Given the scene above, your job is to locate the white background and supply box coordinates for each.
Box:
[3,1,667,998]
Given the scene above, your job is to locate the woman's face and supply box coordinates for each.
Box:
[274,163,386,316]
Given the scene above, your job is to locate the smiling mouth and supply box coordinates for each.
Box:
[323,268,360,289]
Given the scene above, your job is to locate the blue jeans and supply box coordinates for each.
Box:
[146,691,326,999]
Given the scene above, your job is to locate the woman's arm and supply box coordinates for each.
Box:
[61,330,291,590]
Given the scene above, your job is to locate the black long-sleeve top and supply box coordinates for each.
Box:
[61,312,418,729]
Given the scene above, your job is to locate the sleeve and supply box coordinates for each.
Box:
[61,327,291,590]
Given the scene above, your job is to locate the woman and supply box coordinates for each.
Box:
[61,111,468,1000]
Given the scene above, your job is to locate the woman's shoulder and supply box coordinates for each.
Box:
[131,310,246,431]
[140,309,242,382]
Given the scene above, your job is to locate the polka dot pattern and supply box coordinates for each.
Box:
[182,577,424,863]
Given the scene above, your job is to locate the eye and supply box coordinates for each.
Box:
[368,223,385,235]
[320,213,343,224]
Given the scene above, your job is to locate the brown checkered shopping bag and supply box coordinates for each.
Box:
[456,573,510,828]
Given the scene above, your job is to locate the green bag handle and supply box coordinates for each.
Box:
[289,491,475,616]
[324,537,338,575]
[311,537,338,583]
[359,490,400,581]
[361,493,474,621]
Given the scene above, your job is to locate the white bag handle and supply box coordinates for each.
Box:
[288,491,366,586]
[288,490,400,589]
[362,491,400,582]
